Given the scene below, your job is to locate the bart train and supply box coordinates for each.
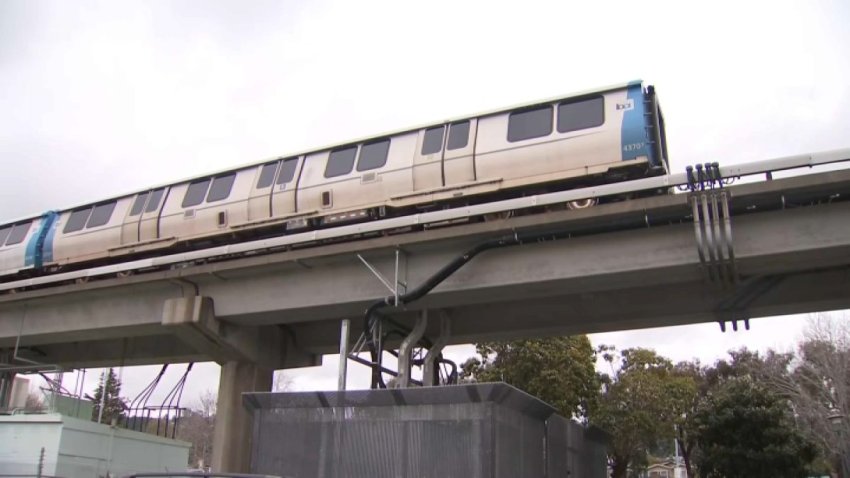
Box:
[0,80,668,281]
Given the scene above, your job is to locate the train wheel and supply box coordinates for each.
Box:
[566,198,599,210]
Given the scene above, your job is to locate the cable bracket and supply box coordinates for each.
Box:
[687,163,739,288]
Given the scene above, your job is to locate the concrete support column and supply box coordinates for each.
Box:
[211,361,273,473]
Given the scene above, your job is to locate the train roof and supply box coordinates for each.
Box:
[2,80,643,224]
[268,79,642,162]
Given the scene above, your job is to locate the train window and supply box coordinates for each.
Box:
[557,96,604,133]
[0,226,10,246]
[130,192,148,216]
[145,188,165,213]
[276,157,298,185]
[64,208,92,233]
[182,179,211,208]
[357,139,390,172]
[5,222,31,245]
[447,121,470,150]
[257,162,278,189]
[507,105,553,142]
[325,146,357,178]
[87,201,117,228]
[422,126,444,155]
[207,173,236,203]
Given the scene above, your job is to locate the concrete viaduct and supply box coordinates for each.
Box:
[3,160,850,471]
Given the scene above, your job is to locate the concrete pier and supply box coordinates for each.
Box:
[211,361,272,473]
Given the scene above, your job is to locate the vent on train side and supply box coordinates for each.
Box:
[361,172,378,184]
[184,209,195,219]
[321,191,332,208]
[217,211,227,227]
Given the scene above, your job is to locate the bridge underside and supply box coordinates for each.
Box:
[3,170,850,369]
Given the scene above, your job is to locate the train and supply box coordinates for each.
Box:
[0,80,669,282]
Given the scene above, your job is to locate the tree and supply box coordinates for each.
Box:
[672,360,704,478]
[592,347,696,478]
[25,391,45,411]
[459,336,599,420]
[178,389,217,469]
[91,368,127,424]
[705,347,792,387]
[177,377,289,469]
[776,315,850,478]
[693,376,817,478]
[674,347,799,478]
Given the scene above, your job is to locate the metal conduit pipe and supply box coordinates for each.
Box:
[396,311,427,388]
[439,358,458,384]
[384,316,435,348]
[423,314,451,387]
[362,227,576,388]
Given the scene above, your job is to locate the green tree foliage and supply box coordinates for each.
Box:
[693,376,817,478]
[592,348,696,478]
[460,336,599,420]
[674,348,799,478]
[704,347,792,387]
[675,347,824,478]
[672,360,705,478]
[91,368,127,424]
[456,336,827,478]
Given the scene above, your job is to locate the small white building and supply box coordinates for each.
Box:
[645,462,687,478]
[0,412,190,477]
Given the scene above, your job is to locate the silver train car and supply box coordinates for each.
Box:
[0,81,668,280]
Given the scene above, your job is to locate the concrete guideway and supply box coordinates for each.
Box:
[2,166,850,369]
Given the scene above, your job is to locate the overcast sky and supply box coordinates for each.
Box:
[2,0,849,406]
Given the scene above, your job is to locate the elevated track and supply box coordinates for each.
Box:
[2,149,850,370]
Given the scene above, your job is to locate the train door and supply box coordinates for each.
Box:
[412,125,446,191]
[120,188,167,244]
[138,187,167,242]
[120,193,145,244]
[248,161,276,221]
[270,156,302,217]
[442,119,477,185]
